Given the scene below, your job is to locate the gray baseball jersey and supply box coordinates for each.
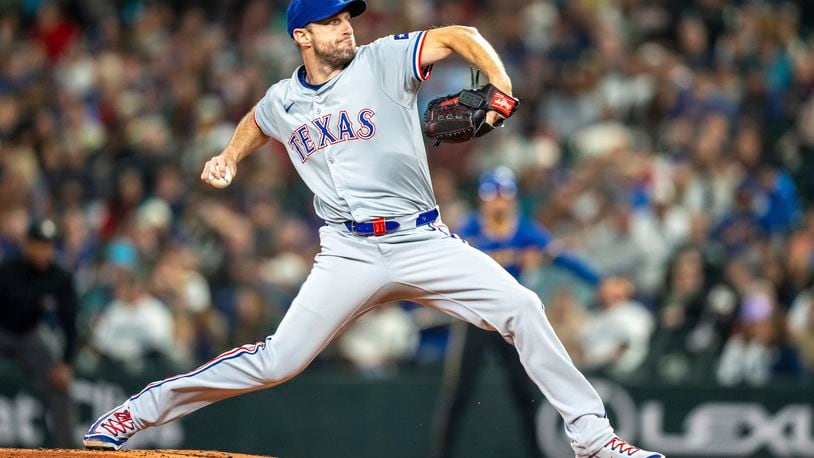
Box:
[254,31,436,223]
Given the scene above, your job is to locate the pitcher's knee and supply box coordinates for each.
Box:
[259,343,310,385]
[499,287,544,335]
[507,286,543,313]
[261,359,305,385]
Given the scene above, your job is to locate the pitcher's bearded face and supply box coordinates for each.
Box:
[307,11,357,69]
[312,32,356,68]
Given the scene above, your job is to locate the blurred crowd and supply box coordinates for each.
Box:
[1,0,814,387]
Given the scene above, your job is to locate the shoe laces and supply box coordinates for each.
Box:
[99,409,137,437]
[605,437,640,456]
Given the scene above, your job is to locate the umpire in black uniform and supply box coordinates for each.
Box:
[0,219,79,447]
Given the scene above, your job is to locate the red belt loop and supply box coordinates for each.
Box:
[372,217,386,236]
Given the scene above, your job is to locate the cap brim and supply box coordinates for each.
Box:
[315,0,366,23]
[345,0,366,17]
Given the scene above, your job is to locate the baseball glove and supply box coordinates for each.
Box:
[423,84,519,145]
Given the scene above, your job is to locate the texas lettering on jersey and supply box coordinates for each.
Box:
[287,108,377,163]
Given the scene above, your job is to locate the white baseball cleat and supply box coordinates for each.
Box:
[83,401,141,450]
[589,436,666,458]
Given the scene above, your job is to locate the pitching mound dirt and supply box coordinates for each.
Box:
[0,449,273,458]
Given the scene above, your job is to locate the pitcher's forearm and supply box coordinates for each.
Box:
[446,28,511,95]
[422,26,512,96]
[223,107,270,164]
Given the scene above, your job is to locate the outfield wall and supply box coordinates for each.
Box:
[0,364,812,457]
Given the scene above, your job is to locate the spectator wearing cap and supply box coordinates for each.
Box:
[0,219,79,448]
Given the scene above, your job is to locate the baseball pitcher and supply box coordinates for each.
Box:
[83,1,665,457]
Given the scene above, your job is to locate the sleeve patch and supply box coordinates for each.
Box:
[394,33,409,40]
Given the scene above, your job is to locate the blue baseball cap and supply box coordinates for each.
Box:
[478,166,518,200]
[287,0,367,38]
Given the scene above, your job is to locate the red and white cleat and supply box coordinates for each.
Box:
[590,436,666,458]
[83,401,141,450]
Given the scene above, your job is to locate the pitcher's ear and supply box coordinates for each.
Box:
[293,28,311,48]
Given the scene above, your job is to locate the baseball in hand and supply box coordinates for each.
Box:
[208,168,233,189]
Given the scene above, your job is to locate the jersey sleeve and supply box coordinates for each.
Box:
[254,84,280,139]
[366,31,433,105]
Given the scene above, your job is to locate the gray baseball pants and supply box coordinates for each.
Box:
[126,222,614,456]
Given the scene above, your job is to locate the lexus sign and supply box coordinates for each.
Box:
[536,379,814,457]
